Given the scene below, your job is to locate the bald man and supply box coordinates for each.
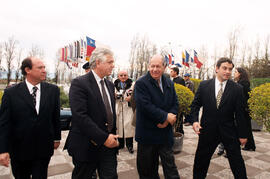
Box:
[135,55,180,179]
[0,57,61,178]
[114,70,135,153]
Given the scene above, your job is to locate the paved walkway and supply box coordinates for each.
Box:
[1,126,270,179]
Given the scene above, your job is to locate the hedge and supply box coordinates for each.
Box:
[248,83,270,132]
[250,78,270,89]
[0,90,3,105]
[60,87,70,108]
[190,78,201,93]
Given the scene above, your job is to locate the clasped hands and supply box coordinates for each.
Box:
[157,113,177,128]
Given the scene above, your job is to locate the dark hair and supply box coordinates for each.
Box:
[171,67,179,75]
[216,57,234,68]
[21,57,32,76]
[236,67,249,82]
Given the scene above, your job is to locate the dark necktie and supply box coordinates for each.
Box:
[31,86,38,107]
[216,83,223,108]
[100,80,113,132]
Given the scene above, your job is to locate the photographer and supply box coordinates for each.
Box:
[114,71,135,153]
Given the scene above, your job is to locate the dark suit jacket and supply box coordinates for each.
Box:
[134,72,179,147]
[190,79,247,138]
[0,81,61,160]
[173,76,185,86]
[64,71,117,162]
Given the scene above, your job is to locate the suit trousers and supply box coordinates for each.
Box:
[193,129,247,179]
[118,137,133,149]
[11,157,50,179]
[71,146,118,179]
[137,143,180,179]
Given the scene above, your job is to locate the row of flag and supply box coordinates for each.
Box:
[165,50,203,69]
[58,36,96,68]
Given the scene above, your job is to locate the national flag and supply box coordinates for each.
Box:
[165,55,169,65]
[175,63,182,68]
[194,50,203,69]
[86,36,96,58]
[182,51,189,67]
[171,54,174,64]
[168,54,172,64]
[77,40,80,59]
[182,51,185,65]
[191,57,194,63]
[61,48,64,61]
[80,39,84,59]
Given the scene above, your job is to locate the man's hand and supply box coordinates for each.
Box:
[192,122,202,135]
[157,120,169,128]
[54,141,60,149]
[167,113,177,126]
[125,95,131,102]
[0,153,10,167]
[104,134,119,148]
[239,138,247,146]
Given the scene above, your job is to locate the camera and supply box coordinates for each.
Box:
[126,89,133,96]
[116,90,124,99]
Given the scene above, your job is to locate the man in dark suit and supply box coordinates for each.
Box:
[0,57,61,179]
[135,54,180,179]
[190,57,248,179]
[170,67,185,86]
[64,47,119,179]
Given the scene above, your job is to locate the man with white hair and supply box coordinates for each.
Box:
[64,47,119,179]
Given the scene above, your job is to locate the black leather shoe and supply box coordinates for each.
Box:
[217,150,224,156]
[242,147,255,151]
[128,147,134,154]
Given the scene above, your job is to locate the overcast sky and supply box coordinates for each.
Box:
[0,0,269,72]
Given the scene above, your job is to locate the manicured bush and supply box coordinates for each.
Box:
[248,83,270,132]
[190,78,201,93]
[250,78,270,89]
[60,87,69,108]
[174,83,194,115]
[0,90,3,105]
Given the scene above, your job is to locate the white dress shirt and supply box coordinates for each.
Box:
[25,79,41,114]
[215,77,227,98]
[92,70,113,112]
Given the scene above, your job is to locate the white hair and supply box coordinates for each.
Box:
[89,47,114,69]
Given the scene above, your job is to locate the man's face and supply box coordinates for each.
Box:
[216,62,233,81]
[184,76,189,81]
[26,58,46,83]
[170,70,177,78]
[118,71,128,82]
[148,56,165,80]
[97,54,115,77]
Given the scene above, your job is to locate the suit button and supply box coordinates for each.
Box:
[105,123,108,126]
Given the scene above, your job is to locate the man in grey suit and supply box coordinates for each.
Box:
[65,47,119,179]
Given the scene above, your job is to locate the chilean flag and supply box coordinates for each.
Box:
[86,36,96,57]
[194,50,203,69]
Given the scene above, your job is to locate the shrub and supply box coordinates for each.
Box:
[250,78,270,89]
[0,90,3,105]
[248,83,270,132]
[59,87,69,108]
[174,83,194,115]
[190,78,201,93]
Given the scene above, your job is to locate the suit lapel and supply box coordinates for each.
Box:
[209,79,217,108]
[39,82,48,113]
[105,79,115,113]
[18,81,36,111]
[219,80,232,108]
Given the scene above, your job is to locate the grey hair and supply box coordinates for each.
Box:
[149,54,168,67]
[89,47,114,69]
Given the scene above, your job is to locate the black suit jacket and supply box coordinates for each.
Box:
[190,79,247,138]
[64,71,117,162]
[0,81,61,160]
[173,76,185,86]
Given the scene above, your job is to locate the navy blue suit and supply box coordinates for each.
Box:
[135,72,180,179]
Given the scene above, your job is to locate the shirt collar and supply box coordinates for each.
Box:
[25,79,40,92]
[215,77,227,88]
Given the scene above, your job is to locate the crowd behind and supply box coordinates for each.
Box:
[0,47,256,179]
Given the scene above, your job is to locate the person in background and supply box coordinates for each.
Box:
[135,54,180,179]
[190,57,248,179]
[170,67,185,86]
[82,62,90,73]
[234,67,256,151]
[0,57,61,179]
[183,73,195,126]
[114,70,135,154]
[64,48,119,179]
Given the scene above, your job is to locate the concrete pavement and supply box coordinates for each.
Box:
[1,125,270,179]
